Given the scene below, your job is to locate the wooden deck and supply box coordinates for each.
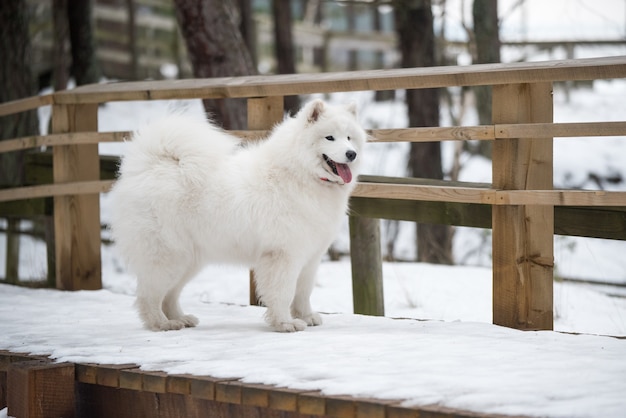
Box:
[1,351,519,418]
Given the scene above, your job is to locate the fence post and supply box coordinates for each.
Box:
[349,216,384,316]
[51,104,102,290]
[8,360,75,418]
[492,82,554,330]
[247,96,284,305]
[5,218,19,283]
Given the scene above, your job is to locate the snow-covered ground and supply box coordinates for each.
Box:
[1,261,626,417]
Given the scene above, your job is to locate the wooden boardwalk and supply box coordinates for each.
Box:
[1,350,523,418]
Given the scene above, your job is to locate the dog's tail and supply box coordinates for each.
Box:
[118,114,240,179]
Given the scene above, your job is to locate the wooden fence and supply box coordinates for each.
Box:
[1,56,626,332]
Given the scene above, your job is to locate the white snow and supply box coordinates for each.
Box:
[1,263,626,417]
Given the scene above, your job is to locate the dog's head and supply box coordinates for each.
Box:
[297,99,366,186]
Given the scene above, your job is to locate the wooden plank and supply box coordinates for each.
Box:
[0,94,54,117]
[350,196,626,241]
[555,206,626,240]
[118,368,144,391]
[52,56,626,104]
[326,395,356,418]
[267,387,307,412]
[349,216,384,316]
[4,120,622,156]
[298,392,327,415]
[118,368,168,393]
[0,198,47,218]
[166,374,193,395]
[75,363,99,384]
[247,96,284,130]
[356,175,490,189]
[355,399,389,418]
[141,370,169,393]
[492,82,554,331]
[247,96,284,306]
[95,364,137,388]
[350,197,492,229]
[189,376,235,400]
[76,383,231,418]
[0,131,129,154]
[385,404,420,418]
[496,121,626,139]
[2,121,623,156]
[352,182,496,204]
[0,129,271,154]
[0,180,114,203]
[51,104,103,291]
[1,352,43,410]
[369,126,494,142]
[23,152,120,185]
[495,190,626,206]
[7,360,75,418]
[215,380,243,405]
[240,383,271,408]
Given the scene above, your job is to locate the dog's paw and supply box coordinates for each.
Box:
[273,318,307,333]
[180,314,199,327]
[148,315,198,331]
[149,319,187,331]
[292,308,323,326]
[301,312,323,326]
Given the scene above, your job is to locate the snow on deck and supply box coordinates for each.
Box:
[1,266,625,418]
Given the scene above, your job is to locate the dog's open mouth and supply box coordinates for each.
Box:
[323,154,352,183]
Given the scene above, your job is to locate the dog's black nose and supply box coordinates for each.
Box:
[346,150,357,161]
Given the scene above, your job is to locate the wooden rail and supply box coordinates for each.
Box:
[1,56,626,331]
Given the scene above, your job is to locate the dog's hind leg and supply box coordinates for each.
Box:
[162,269,199,328]
[254,251,307,332]
[135,264,193,331]
[291,256,323,326]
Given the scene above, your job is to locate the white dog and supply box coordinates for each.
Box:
[109,99,366,332]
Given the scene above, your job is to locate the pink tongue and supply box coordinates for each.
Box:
[335,163,352,183]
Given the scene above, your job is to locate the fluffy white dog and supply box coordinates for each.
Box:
[110,99,366,332]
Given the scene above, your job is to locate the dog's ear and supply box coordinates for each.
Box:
[305,99,325,124]
[345,102,357,118]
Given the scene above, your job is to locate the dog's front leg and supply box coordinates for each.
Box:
[291,256,323,326]
[254,251,307,332]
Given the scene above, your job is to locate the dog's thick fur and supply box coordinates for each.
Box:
[109,100,366,332]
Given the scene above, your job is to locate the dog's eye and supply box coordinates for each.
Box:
[325,135,335,141]
[347,136,351,141]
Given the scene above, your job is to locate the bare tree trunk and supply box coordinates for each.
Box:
[303,0,325,70]
[346,1,358,71]
[394,0,453,264]
[174,0,257,129]
[126,0,139,80]
[67,0,100,85]
[272,0,299,115]
[238,0,257,67]
[0,0,37,168]
[472,0,500,157]
[373,2,394,101]
[0,0,39,283]
[53,0,70,91]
